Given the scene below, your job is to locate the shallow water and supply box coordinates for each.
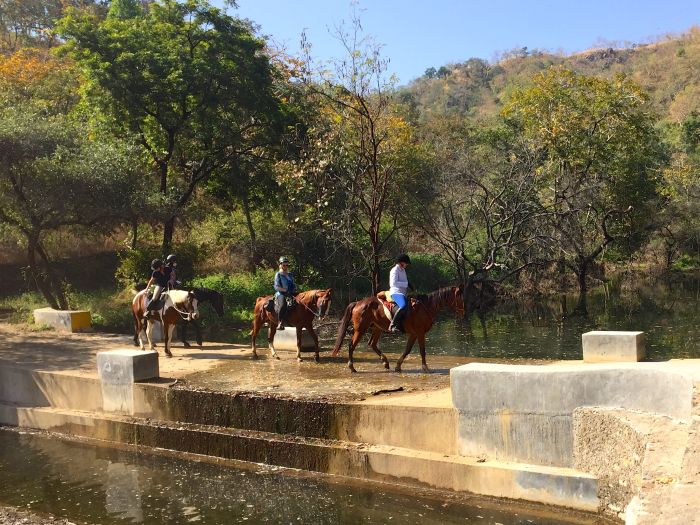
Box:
[0,430,598,525]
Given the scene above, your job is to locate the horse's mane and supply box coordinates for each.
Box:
[294,290,317,305]
[164,289,190,305]
[417,286,457,311]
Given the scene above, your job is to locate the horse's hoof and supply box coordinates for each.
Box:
[183,342,191,348]
[251,353,259,360]
[383,362,390,370]
[165,353,173,358]
[274,355,281,360]
[297,357,303,363]
[422,366,432,374]
[394,366,402,373]
[314,356,320,364]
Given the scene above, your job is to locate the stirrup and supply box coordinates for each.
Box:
[276,321,285,330]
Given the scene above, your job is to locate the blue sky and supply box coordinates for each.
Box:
[214,0,700,84]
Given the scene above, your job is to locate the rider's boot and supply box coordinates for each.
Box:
[389,308,406,333]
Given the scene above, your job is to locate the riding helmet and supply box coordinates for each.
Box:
[279,256,290,264]
[396,253,411,264]
[151,259,163,270]
[166,253,177,264]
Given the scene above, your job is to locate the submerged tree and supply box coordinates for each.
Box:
[503,68,663,313]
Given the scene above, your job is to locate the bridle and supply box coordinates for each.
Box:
[161,294,198,322]
[298,292,331,319]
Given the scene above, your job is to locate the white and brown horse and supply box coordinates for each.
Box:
[132,289,199,357]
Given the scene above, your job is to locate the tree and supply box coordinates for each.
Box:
[58,0,284,252]
[0,106,146,308]
[503,68,663,312]
[296,13,427,294]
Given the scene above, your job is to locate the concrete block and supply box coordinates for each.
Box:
[33,307,91,332]
[582,330,645,362]
[450,362,695,467]
[273,327,316,351]
[97,350,158,414]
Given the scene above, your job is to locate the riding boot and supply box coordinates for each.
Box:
[276,297,287,330]
[389,308,406,333]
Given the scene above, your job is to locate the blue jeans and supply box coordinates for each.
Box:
[392,293,407,310]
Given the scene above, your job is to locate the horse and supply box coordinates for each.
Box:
[131,289,199,357]
[179,287,225,347]
[249,289,333,362]
[331,285,465,373]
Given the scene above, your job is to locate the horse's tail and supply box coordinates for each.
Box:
[332,301,356,357]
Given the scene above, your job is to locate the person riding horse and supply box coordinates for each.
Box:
[144,259,171,318]
[274,256,297,330]
[388,253,414,333]
[165,253,179,288]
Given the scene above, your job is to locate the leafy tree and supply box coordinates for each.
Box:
[503,68,663,312]
[0,105,146,308]
[424,67,436,79]
[58,0,284,252]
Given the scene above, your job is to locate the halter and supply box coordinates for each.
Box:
[298,293,331,318]
[160,293,198,322]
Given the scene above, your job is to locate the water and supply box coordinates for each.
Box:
[349,274,700,361]
[0,430,599,525]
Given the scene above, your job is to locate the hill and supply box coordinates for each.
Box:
[402,27,700,123]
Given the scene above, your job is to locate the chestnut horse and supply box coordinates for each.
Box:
[132,289,199,357]
[250,289,333,362]
[331,285,465,373]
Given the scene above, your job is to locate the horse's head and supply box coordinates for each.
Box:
[452,284,466,319]
[166,290,199,322]
[315,288,333,320]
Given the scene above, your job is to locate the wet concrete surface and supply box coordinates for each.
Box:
[0,323,554,403]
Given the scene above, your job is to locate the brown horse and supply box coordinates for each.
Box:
[331,285,465,373]
[250,289,333,362]
[132,289,199,357]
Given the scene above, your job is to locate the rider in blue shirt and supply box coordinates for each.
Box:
[274,256,297,330]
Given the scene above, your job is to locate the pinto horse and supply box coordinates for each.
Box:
[331,285,465,373]
[250,289,332,362]
[132,289,199,357]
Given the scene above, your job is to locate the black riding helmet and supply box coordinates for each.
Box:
[165,253,177,265]
[395,253,411,264]
[151,259,163,271]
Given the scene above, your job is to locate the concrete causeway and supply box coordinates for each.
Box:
[1,323,698,522]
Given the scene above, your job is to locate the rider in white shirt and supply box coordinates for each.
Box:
[388,254,413,332]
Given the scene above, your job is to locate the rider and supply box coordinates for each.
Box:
[388,253,413,333]
[145,259,171,316]
[274,256,297,330]
[165,253,178,289]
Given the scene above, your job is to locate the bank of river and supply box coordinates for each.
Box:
[0,429,605,525]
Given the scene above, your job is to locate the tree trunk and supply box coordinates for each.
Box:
[35,241,69,310]
[27,240,59,310]
[162,216,175,254]
[574,263,588,315]
[130,218,138,250]
[242,192,259,265]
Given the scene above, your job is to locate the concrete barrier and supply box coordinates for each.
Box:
[273,327,316,351]
[582,330,645,362]
[33,308,91,332]
[97,350,159,415]
[450,362,696,467]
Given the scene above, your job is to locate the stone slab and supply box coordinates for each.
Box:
[450,362,695,467]
[97,350,158,414]
[97,350,159,385]
[33,308,91,333]
[582,330,645,362]
[273,327,316,351]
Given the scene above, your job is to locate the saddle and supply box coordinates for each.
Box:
[376,291,415,320]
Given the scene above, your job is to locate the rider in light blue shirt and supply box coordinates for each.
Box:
[274,256,297,330]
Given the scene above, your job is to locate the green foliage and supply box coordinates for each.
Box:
[405,254,458,291]
[190,270,274,322]
[115,243,201,288]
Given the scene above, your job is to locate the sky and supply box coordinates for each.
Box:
[214,0,700,85]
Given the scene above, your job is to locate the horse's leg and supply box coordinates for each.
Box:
[307,325,320,363]
[348,319,370,373]
[395,334,417,373]
[137,318,146,350]
[164,322,174,357]
[296,327,303,363]
[133,312,140,347]
[369,327,390,370]
[268,317,280,360]
[194,319,203,347]
[181,321,190,348]
[145,321,156,352]
[417,333,431,373]
[251,315,260,359]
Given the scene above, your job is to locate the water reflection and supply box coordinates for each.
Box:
[0,430,601,524]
